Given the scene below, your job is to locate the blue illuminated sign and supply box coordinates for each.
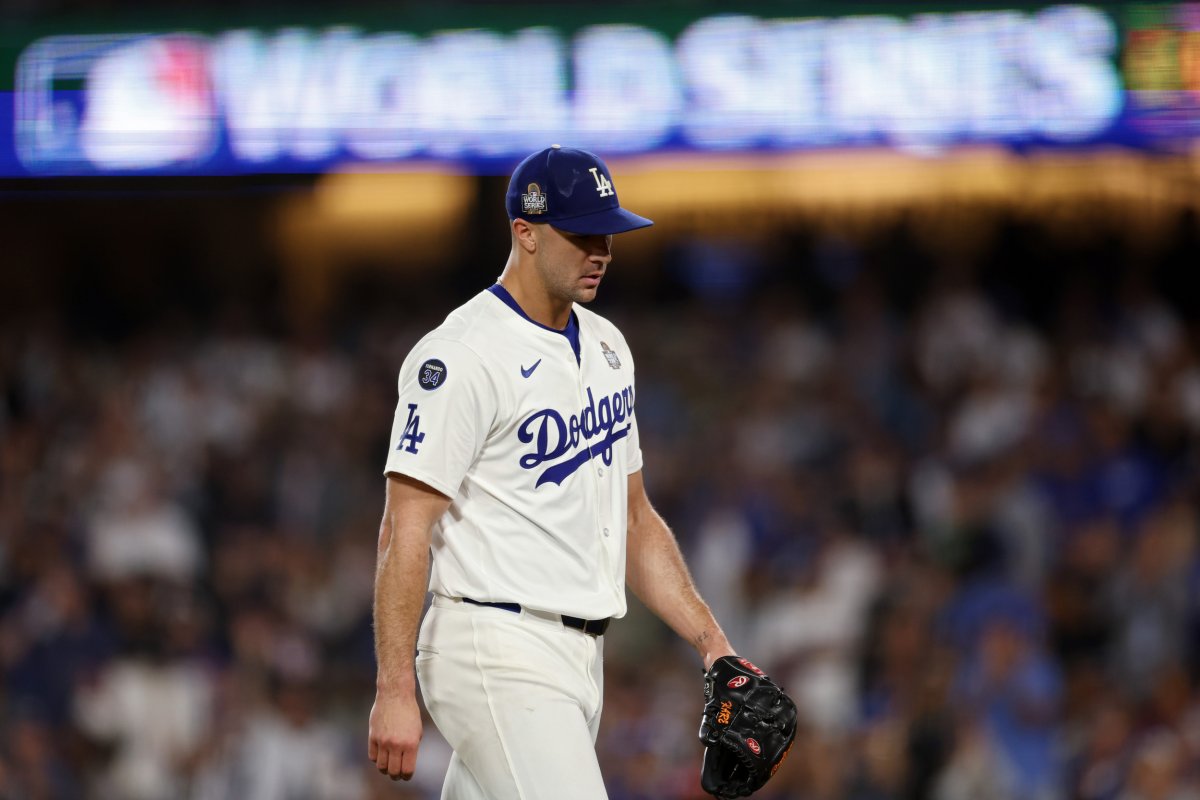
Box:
[0,5,1186,176]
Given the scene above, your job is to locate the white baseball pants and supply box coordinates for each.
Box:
[416,595,609,800]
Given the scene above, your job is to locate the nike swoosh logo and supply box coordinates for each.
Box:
[520,359,542,379]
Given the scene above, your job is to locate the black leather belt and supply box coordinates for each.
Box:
[462,597,610,637]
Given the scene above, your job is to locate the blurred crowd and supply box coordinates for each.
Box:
[2,211,1200,800]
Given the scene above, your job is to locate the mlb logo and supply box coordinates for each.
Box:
[81,34,216,169]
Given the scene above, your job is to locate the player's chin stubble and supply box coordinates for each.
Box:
[573,276,601,302]
[537,255,599,306]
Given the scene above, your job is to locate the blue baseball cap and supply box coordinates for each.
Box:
[505,145,653,235]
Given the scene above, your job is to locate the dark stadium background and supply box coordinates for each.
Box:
[2,1,1200,799]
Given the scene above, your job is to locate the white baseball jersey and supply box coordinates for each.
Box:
[383,284,642,620]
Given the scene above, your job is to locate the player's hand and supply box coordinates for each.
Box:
[368,690,423,781]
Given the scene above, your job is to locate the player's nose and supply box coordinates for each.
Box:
[587,234,613,264]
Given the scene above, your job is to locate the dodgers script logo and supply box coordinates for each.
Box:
[518,385,634,487]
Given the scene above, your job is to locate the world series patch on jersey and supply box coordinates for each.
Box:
[383,287,642,621]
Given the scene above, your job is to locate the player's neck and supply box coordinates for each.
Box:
[496,270,572,331]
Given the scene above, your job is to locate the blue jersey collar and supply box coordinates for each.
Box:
[488,283,582,364]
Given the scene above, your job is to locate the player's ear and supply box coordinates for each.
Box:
[512,219,538,254]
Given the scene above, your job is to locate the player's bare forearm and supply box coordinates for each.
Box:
[373,474,448,694]
[369,474,450,780]
[625,471,735,669]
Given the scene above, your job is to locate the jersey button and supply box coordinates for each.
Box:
[597,467,605,477]
[603,528,610,537]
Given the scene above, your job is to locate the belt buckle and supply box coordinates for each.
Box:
[579,617,608,636]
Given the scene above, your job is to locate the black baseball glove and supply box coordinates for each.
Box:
[698,656,798,799]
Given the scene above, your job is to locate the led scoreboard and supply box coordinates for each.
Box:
[0,3,1196,176]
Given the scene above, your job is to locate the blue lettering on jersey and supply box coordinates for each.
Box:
[398,403,425,453]
[518,385,634,487]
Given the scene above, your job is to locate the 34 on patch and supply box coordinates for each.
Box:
[419,359,447,390]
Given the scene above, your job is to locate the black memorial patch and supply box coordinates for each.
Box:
[418,359,448,391]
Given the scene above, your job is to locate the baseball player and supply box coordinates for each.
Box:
[367,145,738,799]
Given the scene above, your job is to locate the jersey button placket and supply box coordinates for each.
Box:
[576,340,611,548]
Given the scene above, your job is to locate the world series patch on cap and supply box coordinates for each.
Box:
[505,145,654,236]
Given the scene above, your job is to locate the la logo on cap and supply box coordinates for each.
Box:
[589,167,614,198]
[522,183,547,215]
